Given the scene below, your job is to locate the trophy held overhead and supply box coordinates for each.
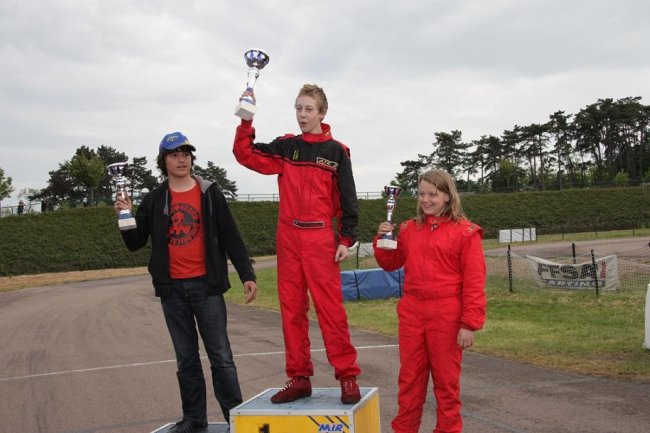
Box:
[234,48,270,121]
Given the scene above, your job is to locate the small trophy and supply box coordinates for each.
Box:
[377,186,402,250]
[107,162,137,231]
[234,48,270,120]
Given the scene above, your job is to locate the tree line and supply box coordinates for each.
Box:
[392,96,650,195]
[2,146,239,209]
[2,95,648,208]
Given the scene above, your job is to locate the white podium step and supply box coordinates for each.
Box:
[231,387,380,433]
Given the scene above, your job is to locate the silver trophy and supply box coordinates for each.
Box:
[107,162,137,231]
[377,186,402,250]
[234,48,270,120]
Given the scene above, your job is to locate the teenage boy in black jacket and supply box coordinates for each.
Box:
[114,131,257,433]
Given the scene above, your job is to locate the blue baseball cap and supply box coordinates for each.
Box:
[159,131,196,152]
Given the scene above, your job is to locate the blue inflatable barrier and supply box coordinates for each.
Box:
[340,268,404,301]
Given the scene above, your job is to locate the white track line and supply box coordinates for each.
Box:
[0,344,398,382]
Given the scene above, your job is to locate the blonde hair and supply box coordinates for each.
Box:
[416,169,465,224]
[297,84,328,114]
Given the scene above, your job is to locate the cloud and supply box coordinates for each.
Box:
[1,0,649,205]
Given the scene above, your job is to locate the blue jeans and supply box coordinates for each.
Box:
[161,277,242,424]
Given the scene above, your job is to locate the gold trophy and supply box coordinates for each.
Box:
[377,186,402,250]
[234,48,270,120]
[107,162,137,231]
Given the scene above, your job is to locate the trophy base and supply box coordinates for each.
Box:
[377,238,397,250]
[235,100,256,120]
[118,216,137,231]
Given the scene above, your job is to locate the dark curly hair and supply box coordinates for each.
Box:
[157,146,196,176]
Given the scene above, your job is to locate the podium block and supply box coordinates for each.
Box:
[231,387,380,433]
[151,422,229,433]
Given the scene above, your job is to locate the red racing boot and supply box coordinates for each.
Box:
[270,376,312,404]
[340,376,361,404]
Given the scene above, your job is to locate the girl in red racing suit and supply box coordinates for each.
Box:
[374,169,486,433]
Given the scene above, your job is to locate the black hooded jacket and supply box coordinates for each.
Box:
[120,175,256,298]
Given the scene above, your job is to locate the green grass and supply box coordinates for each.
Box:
[225,265,650,383]
[227,267,280,312]
[480,279,649,381]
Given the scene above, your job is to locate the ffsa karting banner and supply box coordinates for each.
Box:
[525,255,619,291]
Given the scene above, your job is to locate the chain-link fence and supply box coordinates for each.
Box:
[348,241,650,295]
[487,243,650,294]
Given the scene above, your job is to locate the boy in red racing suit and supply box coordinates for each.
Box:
[233,84,361,404]
[374,169,486,433]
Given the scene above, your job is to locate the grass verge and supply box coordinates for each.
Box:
[225,266,650,383]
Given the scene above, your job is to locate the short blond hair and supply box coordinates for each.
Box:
[297,84,328,114]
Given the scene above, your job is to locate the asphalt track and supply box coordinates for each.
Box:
[2,238,650,433]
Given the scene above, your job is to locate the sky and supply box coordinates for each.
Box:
[1,0,649,206]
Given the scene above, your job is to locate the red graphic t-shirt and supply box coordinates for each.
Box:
[167,183,206,279]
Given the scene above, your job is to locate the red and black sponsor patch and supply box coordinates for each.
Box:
[316,157,338,169]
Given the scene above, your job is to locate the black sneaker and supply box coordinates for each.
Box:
[169,420,208,433]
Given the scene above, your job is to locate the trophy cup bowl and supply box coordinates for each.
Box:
[377,186,402,250]
[234,48,270,120]
[107,162,137,231]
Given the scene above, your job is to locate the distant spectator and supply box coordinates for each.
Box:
[17,200,24,215]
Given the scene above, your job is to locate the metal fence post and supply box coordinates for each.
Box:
[591,249,599,296]
[507,244,513,293]
[645,283,650,350]
[572,243,577,264]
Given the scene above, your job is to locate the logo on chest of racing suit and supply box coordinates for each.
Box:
[316,157,338,169]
